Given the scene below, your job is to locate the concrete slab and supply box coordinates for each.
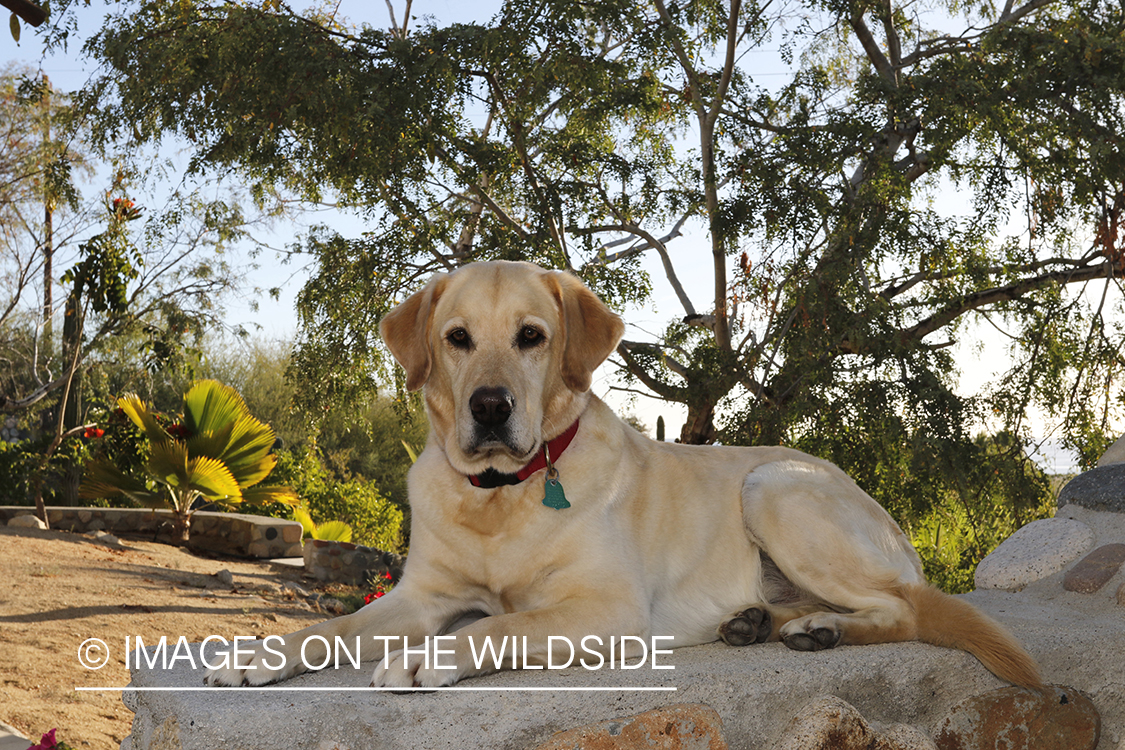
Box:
[0,721,29,750]
[267,557,305,569]
[118,584,1124,750]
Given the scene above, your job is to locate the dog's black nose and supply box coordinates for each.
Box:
[470,387,514,427]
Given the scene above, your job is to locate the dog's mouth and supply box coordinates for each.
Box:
[465,428,537,469]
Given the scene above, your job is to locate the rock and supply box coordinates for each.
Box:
[320,597,347,615]
[1062,543,1125,593]
[974,518,1095,590]
[880,725,939,750]
[282,581,310,598]
[1097,434,1125,466]
[933,685,1100,750]
[774,696,935,750]
[1117,582,1125,606]
[531,704,727,750]
[86,530,123,547]
[1059,465,1125,513]
[214,569,234,587]
[7,514,46,529]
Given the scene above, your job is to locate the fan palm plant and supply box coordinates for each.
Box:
[80,379,298,545]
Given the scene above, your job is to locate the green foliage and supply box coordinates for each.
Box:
[292,506,353,542]
[60,193,144,317]
[0,440,33,504]
[194,336,427,510]
[272,444,404,553]
[79,379,298,542]
[0,433,107,507]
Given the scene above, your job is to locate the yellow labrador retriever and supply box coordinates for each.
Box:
[205,260,1041,689]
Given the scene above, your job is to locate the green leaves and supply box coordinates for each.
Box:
[183,379,247,434]
[292,506,353,542]
[79,380,298,535]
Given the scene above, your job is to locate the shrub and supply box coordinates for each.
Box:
[273,444,404,553]
[80,380,298,543]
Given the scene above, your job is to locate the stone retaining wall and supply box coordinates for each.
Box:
[0,507,303,559]
[302,538,406,585]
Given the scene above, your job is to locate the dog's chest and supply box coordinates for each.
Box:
[451,482,546,538]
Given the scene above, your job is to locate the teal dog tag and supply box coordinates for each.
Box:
[542,469,571,510]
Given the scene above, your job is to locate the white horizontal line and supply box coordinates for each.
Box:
[76,686,677,692]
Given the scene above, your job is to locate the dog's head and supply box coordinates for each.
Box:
[380,261,624,476]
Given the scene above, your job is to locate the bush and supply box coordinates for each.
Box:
[195,336,427,510]
[272,444,404,553]
[0,436,105,508]
[0,440,34,504]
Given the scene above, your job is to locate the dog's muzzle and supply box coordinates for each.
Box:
[467,386,526,456]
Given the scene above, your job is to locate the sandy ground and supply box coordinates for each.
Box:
[0,525,336,750]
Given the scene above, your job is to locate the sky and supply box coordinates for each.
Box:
[7,0,1099,471]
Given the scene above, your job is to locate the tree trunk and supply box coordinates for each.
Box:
[679,398,718,445]
[173,512,192,546]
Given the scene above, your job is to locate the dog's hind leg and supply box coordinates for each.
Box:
[739,459,925,651]
[734,458,1042,688]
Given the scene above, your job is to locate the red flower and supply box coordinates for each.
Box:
[166,423,192,439]
[363,591,386,605]
[29,728,73,750]
[83,427,105,439]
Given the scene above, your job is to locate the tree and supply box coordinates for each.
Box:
[53,0,1125,584]
[79,379,299,544]
[0,65,276,521]
[0,69,88,396]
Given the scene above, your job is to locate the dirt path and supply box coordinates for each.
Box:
[0,525,334,750]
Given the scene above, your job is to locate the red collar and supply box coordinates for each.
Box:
[468,420,580,488]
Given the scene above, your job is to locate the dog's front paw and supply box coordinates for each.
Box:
[371,648,460,689]
[204,638,305,686]
[719,606,772,646]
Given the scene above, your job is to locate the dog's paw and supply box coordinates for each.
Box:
[371,648,459,690]
[719,606,772,646]
[779,615,841,652]
[203,639,304,687]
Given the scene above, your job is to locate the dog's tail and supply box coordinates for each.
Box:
[902,583,1043,690]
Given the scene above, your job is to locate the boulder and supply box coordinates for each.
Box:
[7,513,46,529]
[1059,465,1125,514]
[933,686,1099,750]
[531,703,728,750]
[974,518,1094,590]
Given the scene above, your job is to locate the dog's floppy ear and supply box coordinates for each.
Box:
[551,271,625,392]
[380,274,448,391]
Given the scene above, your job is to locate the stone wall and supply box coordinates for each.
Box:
[302,538,405,585]
[0,507,303,559]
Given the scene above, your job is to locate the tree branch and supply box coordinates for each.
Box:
[851,10,895,84]
[893,261,1119,347]
[616,340,685,401]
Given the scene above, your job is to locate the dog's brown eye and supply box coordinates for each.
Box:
[518,326,544,349]
[447,328,471,349]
